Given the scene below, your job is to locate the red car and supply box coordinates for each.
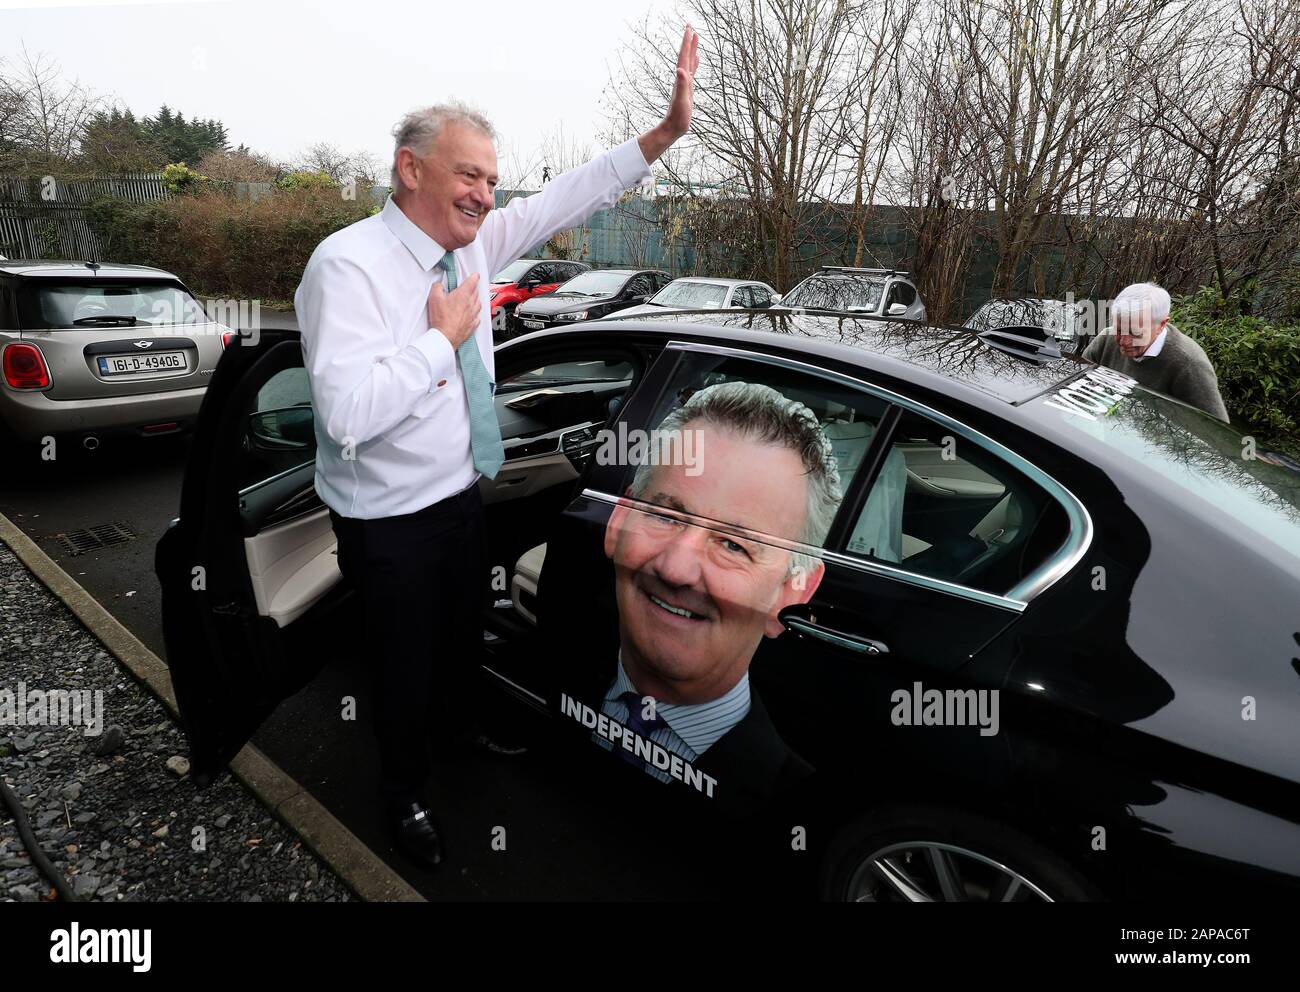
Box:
[490,258,591,340]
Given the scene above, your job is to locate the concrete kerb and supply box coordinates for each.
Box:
[0,509,423,903]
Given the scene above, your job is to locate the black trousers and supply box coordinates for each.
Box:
[329,483,485,800]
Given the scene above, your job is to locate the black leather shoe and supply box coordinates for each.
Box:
[389,801,443,871]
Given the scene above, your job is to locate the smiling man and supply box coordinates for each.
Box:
[595,381,843,807]
[294,27,700,872]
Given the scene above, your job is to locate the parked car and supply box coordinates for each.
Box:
[964,298,1093,355]
[779,266,927,321]
[490,258,590,341]
[513,268,671,331]
[0,260,232,448]
[615,276,779,318]
[156,307,1300,901]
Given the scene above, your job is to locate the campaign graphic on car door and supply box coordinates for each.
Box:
[534,344,1081,820]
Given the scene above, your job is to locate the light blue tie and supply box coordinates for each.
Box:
[438,253,504,479]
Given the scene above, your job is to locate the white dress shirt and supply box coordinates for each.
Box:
[1134,326,1168,362]
[294,137,652,518]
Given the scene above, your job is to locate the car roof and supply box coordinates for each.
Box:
[584,309,1080,406]
[663,277,767,287]
[0,259,179,279]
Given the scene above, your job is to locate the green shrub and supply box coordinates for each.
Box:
[1173,286,1300,456]
[85,186,372,305]
[162,161,209,195]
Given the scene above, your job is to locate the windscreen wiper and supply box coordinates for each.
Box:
[73,315,138,326]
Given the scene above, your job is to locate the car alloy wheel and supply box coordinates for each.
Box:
[848,841,1054,902]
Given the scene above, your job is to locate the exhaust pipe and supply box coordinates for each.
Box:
[82,435,100,451]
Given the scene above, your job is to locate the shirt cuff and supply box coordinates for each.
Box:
[610,136,653,192]
[412,328,458,391]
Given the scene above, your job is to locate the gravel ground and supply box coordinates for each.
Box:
[0,540,353,903]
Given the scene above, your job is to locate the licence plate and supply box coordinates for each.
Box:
[521,319,544,330]
[97,352,187,376]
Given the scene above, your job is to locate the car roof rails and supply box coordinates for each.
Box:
[976,326,1063,364]
[820,265,910,279]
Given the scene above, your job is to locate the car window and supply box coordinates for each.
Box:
[731,286,753,308]
[493,259,533,284]
[555,270,629,296]
[750,285,773,308]
[17,280,208,330]
[844,409,1070,594]
[650,280,728,309]
[892,283,916,307]
[783,276,884,313]
[597,350,893,559]
[529,263,555,285]
[625,274,652,299]
[237,366,317,491]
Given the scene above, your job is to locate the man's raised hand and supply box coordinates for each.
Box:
[428,271,481,349]
[637,24,700,165]
[664,24,700,139]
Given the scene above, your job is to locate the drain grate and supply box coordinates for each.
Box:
[56,521,137,557]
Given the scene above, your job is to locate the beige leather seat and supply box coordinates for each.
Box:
[511,543,547,626]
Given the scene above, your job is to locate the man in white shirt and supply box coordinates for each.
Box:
[294,26,700,872]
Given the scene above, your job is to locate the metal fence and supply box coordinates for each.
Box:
[0,173,172,260]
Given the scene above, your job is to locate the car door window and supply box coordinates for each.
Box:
[750,286,772,308]
[844,408,1070,595]
[731,286,753,308]
[238,365,317,492]
[625,275,652,299]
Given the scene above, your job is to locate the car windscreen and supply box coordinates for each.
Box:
[553,271,629,297]
[783,276,885,312]
[17,280,209,329]
[649,281,728,308]
[492,260,533,284]
[1040,372,1300,559]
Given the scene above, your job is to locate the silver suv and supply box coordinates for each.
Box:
[0,260,230,447]
[777,266,928,321]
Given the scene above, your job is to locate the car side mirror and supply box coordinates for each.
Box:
[887,302,907,316]
[523,279,541,290]
[247,407,314,452]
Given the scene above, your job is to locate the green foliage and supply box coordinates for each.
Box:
[276,169,337,192]
[162,161,208,195]
[141,105,228,165]
[85,187,371,301]
[1173,286,1300,456]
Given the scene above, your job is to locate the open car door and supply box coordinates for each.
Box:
[156,329,349,784]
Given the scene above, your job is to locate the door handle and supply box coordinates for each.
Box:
[782,615,890,656]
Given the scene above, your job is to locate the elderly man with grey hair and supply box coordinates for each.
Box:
[1084,282,1229,422]
[591,381,843,808]
[293,29,700,871]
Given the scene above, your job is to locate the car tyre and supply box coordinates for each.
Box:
[819,804,1102,902]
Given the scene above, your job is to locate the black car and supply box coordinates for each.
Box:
[513,268,671,331]
[156,308,1300,902]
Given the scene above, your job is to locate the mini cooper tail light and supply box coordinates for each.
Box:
[3,343,51,389]
[221,330,236,348]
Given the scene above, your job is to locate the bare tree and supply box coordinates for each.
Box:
[605,0,873,289]
[294,142,381,187]
[1,46,104,171]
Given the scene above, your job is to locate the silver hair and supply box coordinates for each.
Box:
[1111,282,1171,326]
[628,381,843,577]
[390,101,496,189]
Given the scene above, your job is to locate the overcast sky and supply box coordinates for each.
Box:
[2,0,674,179]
